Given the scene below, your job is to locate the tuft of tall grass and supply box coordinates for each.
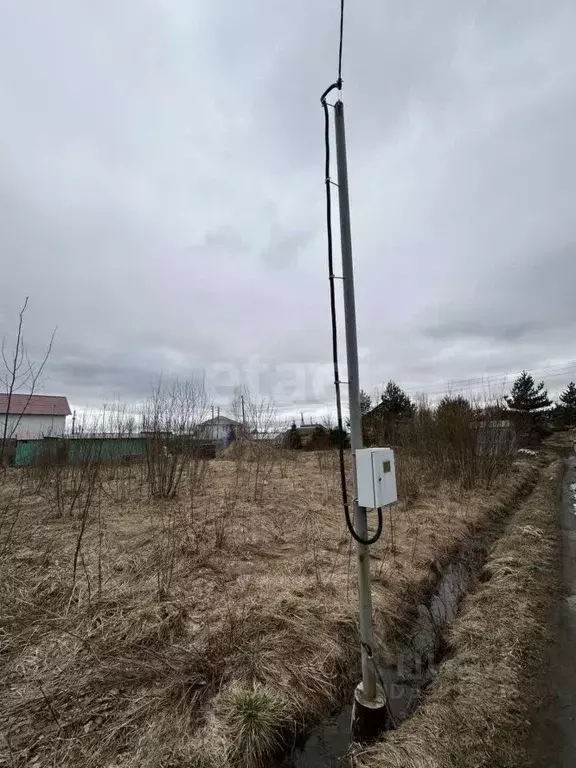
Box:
[219,684,288,767]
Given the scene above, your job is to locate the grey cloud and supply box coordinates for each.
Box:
[424,245,576,343]
[1,0,576,415]
[426,321,541,344]
[259,228,315,269]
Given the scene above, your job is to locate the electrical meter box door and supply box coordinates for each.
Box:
[355,447,397,509]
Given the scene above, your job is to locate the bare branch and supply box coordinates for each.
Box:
[1,336,9,371]
[6,325,57,442]
[0,298,56,465]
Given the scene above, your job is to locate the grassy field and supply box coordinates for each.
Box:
[0,443,537,767]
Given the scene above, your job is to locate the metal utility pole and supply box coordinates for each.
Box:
[334,99,378,706]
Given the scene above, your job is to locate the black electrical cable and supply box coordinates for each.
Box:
[337,0,344,83]
[320,85,383,548]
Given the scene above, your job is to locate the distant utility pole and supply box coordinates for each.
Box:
[334,99,380,712]
[71,410,76,436]
[241,394,246,430]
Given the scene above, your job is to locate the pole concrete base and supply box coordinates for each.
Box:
[350,681,390,744]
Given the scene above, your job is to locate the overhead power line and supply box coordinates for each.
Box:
[401,361,576,397]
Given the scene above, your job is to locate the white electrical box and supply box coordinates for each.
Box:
[355,448,397,509]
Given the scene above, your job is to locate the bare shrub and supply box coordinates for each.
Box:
[395,453,422,502]
[369,394,514,500]
[151,502,179,599]
[142,377,208,499]
[315,449,339,505]
[0,476,26,562]
[93,402,144,505]
[41,443,103,519]
[277,445,298,479]
[229,388,280,502]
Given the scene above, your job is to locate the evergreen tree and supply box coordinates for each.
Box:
[286,421,302,449]
[359,389,372,415]
[559,382,576,411]
[555,382,576,428]
[306,425,329,450]
[380,380,414,417]
[505,371,551,412]
[328,425,350,449]
[437,395,472,420]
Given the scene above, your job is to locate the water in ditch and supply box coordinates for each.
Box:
[283,562,470,767]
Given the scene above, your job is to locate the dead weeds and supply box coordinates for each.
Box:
[0,450,538,767]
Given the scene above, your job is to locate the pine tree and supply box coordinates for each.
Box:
[436,395,472,421]
[328,425,350,449]
[437,395,472,419]
[380,380,414,417]
[359,389,372,415]
[286,421,302,450]
[505,371,551,412]
[556,382,576,428]
[559,382,576,410]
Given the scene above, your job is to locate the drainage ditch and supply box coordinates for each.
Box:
[284,563,470,767]
[283,462,544,767]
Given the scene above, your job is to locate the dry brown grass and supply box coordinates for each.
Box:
[0,448,538,767]
[355,456,561,768]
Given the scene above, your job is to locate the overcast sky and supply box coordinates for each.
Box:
[0,0,575,418]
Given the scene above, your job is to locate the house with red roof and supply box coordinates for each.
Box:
[0,394,71,439]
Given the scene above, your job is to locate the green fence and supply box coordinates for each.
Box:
[13,440,40,468]
[13,437,147,468]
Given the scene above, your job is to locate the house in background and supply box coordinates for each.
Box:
[197,415,243,442]
[293,423,328,447]
[0,394,71,439]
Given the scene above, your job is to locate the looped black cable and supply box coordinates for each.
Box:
[346,504,383,546]
[320,0,382,548]
[320,79,342,104]
[320,91,383,548]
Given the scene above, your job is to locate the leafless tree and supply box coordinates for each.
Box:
[232,387,279,500]
[0,297,56,465]
[141,376,208,498]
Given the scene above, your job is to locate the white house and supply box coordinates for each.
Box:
[0,394,71,439]
[198,415,243,442]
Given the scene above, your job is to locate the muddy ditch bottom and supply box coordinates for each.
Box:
[282,562,470,767]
